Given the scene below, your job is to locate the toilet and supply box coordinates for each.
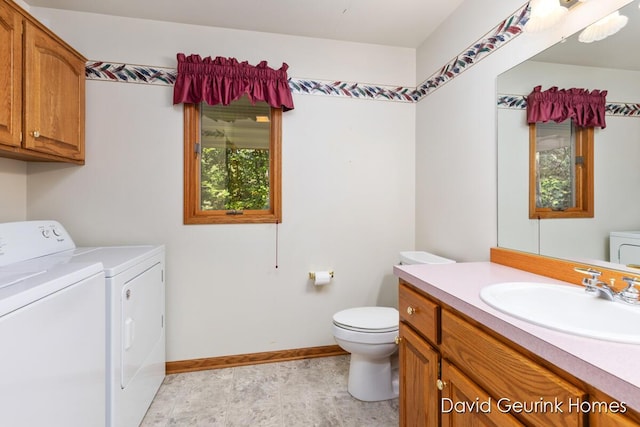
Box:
[332,251,455,401]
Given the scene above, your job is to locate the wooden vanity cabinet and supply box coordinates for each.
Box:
[0,0,85,164]
[440,360,524,427]
[398,322,439,426]
[398,280,639,427]
[441,309,586,427]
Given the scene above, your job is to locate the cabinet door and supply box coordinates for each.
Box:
[399,322,439,427]
[591,409,640,427]
[441,360,524,427]
[0,1,21,148]
[23,21,85,161]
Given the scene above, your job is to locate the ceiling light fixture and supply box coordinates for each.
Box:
[578,11,628,43]
[525,0,569,33]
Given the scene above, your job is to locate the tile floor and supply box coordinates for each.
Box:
[140,355,399,427]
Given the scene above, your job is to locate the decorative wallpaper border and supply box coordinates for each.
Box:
[414,4,529,101]
[497,94,640,118]
[84,3,531,103]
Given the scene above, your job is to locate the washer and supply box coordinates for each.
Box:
[47,226,166,427]
[610,231,640,266]
[0,221,106,427]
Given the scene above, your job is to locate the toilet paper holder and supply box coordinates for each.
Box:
[308,271,334,280]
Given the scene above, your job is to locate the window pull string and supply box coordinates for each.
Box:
[275,220,279,269]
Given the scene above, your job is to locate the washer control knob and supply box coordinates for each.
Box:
[41,229,51,238]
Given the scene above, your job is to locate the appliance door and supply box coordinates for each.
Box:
[0,273,105,427]
[619,244,640,266]
[121,262,163,388]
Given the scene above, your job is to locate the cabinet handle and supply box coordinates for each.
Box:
[406,306,416,315]
[436,379,447,391]
[31,130,40,138]
[394,336,402,345]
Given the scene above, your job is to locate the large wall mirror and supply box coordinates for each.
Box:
[497,1,640,270]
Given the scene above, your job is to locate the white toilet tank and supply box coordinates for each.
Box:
[399,251,455,265]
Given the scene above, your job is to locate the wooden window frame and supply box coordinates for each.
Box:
[183,103,282,224]
[529,123,594,219]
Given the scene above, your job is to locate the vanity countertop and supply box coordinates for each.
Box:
[394,261,640,412]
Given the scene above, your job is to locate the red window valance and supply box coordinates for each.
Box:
[173,53,295,111]
[526,85,607,128]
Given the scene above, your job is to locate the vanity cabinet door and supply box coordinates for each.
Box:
[590,409,640,427]
[440,360,524,427]
[23,20,85,161]
[0,0,21,148]
[441,309,587,427]
[399,322,439,427]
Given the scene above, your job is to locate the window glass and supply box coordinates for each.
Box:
[200,98,271,211]
[534,121,574,210]
[529,121,593,219]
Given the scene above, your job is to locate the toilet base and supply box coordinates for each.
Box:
[347,353,399,402]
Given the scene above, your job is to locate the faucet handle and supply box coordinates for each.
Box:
[574,267,602,288]
[574,267,601,278]
[620,277,640,304]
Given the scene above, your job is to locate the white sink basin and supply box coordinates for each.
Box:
[480,282,640,344]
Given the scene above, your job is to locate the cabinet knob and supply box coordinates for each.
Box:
[406,306,416,315]
[436,379,447,391]
[31,130,40,138]
[394,336,402,345]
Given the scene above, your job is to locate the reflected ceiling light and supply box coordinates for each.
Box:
[525,0,569,32]
[578,11,628,43]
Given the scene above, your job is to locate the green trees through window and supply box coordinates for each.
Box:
[200,145,270,211]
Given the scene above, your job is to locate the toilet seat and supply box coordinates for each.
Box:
[333,307,398,333]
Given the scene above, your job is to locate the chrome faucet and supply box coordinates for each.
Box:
[574,267,640,305]
[574,267,616,301]
[619,277,640,304]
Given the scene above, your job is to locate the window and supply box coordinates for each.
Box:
[529,121,593,219]
[183,97,282,224]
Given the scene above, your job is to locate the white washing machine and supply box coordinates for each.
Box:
[610,231,640,266]
[46,226,166,427]
[0,221,106,427]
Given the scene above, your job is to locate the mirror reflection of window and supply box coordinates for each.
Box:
[529,122,593,219]
[534,121,574,210]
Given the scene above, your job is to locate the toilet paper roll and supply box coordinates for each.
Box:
[314,271,332,286]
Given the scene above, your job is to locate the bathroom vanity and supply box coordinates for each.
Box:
[394,248,640,426]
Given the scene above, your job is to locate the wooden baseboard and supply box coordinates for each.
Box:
[166,344,348,375]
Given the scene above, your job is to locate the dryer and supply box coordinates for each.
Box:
[610,231,640,266]
[50,239,166,427]
[58,245,166,427]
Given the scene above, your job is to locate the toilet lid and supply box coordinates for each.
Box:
[333,307,399,333]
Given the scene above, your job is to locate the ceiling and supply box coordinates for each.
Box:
[25,0,465,48]
[532,1,640,71]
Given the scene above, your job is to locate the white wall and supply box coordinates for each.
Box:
[413,0,631,262]
[0,159,27,222]
[498,62,640,261]
[24,8,416,361]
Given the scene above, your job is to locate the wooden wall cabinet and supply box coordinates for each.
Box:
[398,281,640,426]
[0,0,86,164]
